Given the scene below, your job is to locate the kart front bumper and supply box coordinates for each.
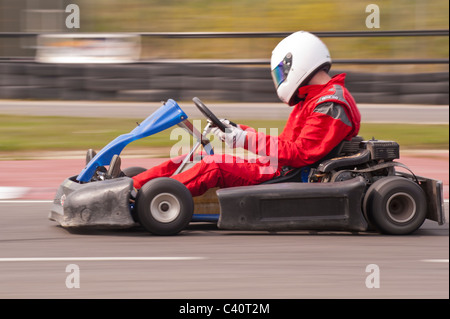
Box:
[49,176,136,228]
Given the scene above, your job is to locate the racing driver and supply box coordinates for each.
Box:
[129,31,361,197]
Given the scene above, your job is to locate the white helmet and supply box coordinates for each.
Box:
[271,31,332,106]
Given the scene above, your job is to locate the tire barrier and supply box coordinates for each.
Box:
[0,62,448,104]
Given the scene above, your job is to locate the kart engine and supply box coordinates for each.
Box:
[315,138,400,183]
[361,139,400,161]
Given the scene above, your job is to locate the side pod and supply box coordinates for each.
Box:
[217,177,368,232]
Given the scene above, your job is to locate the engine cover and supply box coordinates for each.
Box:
[361,139,400,160]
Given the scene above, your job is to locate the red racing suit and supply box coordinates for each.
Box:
[132,73,361,197]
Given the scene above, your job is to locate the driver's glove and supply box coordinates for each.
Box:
[215,118,239,129]
[211,122,247,149]
[205,118,235,135]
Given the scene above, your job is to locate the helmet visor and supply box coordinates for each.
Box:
[271,53,292,88]
[271,62,286,88]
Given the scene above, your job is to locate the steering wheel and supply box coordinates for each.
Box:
[193,97,228,132]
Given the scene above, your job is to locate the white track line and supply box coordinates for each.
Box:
[0,187,29,200]
[0,257,206,262]
[421,259,449,263]
[0,200,53,203]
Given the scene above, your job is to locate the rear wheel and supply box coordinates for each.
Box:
[363,176,427,235]
[136,178,193,235]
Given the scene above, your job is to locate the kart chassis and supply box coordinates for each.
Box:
[49,98,445,235]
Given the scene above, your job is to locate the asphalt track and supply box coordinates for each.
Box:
[0,154,448,299]
[0,101,448,299]
[0,200,448,299]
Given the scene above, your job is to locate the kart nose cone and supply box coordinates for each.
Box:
[49,176,136,228]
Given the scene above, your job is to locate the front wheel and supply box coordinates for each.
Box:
[136,178,193,235]
[363,176,427,235]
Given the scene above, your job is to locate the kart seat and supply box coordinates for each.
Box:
[262,136,364,184]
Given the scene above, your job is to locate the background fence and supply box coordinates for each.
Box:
[0,30,448,104]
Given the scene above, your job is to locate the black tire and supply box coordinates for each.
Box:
[363,176,427,235]
[122,166,147,177]
[136,178,193,235]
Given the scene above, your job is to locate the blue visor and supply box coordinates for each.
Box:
[271,62,286,88]
[271,53,292,88]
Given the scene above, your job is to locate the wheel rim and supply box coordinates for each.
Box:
[150,193,180,223]
[385,192,416,223]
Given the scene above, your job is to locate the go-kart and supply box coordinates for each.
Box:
[49,97,446,235]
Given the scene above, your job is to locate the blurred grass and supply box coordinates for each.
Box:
[0,115,447,157]
[83,0,449,33]
[80,0,449,73]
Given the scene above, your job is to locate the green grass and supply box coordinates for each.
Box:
[0,115,448,157]
[79,0,449,73]
[359,123,449,150]
[239,120,449,150]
